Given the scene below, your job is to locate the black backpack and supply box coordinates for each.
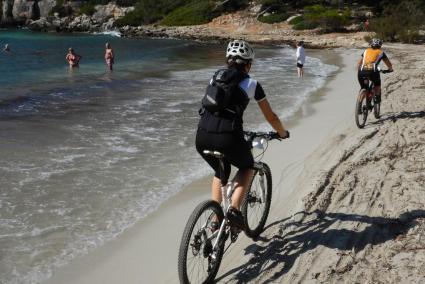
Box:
[201,68,248,116]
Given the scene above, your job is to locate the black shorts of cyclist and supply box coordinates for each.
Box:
[358,70,381,90]
[195,128,254,181]
[297,63,303,68]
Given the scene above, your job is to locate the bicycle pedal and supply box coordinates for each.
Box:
[230,228,240,243]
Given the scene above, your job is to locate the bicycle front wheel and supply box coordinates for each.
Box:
[355,90,368,129]
[241,162,272,239]
[178,200,225,284]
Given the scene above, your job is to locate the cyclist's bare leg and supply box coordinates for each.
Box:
[211,176,222,204]
[231,168,254,209]
[209,176,222,225]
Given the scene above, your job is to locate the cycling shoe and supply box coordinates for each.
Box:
[226,207,245,231]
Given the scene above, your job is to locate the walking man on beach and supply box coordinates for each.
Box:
[296,41,306,77]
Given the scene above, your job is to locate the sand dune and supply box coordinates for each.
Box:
[224,44,425,284]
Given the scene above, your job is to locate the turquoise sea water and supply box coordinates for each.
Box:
[0,30,338,283]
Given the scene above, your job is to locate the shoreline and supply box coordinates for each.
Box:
[43,48,359,284]
[4,7,374,50]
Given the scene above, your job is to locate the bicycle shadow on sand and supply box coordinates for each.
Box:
[366,110,425,127]
[216,209,425,283]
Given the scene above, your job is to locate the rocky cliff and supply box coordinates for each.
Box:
[0,0,132,32]
[1,0,55,25]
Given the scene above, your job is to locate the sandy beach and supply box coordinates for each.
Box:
[3,3,424,282]
[44,47,364,284]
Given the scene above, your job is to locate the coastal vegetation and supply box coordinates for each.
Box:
[2,0,424,44]
[370,0,425,43]
[114,0,424,43]
[115,0,247,26]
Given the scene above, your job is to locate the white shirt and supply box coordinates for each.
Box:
[296,46,306,65]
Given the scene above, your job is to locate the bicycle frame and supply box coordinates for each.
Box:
[178,131,285,284]
[362,78,375,100]
[202,138,269,255]
[201,150,236,256]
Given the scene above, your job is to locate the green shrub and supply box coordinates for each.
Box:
[258,12,288,24]
[161,1,216,26]
[79,3,96,16]
[370,0,425,43]
[115,0,138,7]
[83,0,109,5]
[114,9,144,26]
[303,4,350,31]
[49,3,73,17]
[289,15,303,25]
[218,0,249,12]
[115,0,190,26]
[363,35,372,43]
[293,20,318,30]
[288,15,318,31]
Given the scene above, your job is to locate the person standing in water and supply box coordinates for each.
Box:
[296,41,306,77]
[105,43,114,71]
[3,44,10,53]
[65,47,81,69]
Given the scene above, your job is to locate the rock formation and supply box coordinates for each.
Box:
[0,0,132,32]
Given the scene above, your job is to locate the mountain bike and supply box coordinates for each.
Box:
[178,131,286,284]
[355,69,393,128]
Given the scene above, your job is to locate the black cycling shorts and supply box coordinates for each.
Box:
[297,63,304,68]
[358,70,381,89]
[195,128,254,180]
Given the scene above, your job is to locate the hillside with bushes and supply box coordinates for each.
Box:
[113,0,425,43]
[1,0,424,43]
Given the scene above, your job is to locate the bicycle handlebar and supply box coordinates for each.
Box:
[377,67,393,74]
[244,130,290,142]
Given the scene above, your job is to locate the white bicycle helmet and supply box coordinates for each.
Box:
[371,38,383,48]
[226,40,255,61]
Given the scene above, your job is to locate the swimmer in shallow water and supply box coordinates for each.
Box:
[3,44,10,53]
[105,42,114,71]
[65,47,81,69]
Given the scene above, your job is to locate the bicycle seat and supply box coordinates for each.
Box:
[203,150,225,159]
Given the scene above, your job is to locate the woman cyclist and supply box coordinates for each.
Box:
[196,40,289,229]
[357,38,393,109]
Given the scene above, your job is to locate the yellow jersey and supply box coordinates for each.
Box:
[360,48,387,72]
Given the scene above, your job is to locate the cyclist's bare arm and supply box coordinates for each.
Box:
[383,57,393,71]
[357,57,363,70]
[257,99,288,138]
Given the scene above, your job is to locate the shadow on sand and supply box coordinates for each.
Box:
[367,110,425,127]
[217,209,425,283]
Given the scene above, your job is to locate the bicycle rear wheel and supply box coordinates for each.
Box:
[355,90,368,129]
[373,102,381,119]
[241,162,272,239]
[178,200,225,284]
